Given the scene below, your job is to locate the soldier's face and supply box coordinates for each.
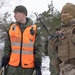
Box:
[61,12,74,24]
[55,30,61,34]
[14,12,26,23]
[55,31,59,34]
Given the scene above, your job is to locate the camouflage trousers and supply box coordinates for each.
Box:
[60,63,75,75]
[49,63,59,75]
[5,65,34,75]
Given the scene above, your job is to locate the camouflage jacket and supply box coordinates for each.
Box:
[3,17,42,64]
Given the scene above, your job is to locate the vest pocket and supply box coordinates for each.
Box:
[58,41,69,61]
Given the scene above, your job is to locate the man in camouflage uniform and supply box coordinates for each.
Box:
[54,3,75,75]
[48,27,62,75]
[0,5,42,75]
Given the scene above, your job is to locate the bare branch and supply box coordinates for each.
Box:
[0,0,10,8]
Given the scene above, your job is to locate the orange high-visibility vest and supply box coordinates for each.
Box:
[8,24,37,68]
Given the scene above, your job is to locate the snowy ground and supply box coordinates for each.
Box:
[42,56,50,75]
[0,42,50,75]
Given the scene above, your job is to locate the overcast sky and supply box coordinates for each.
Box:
[1,0,75,14]
[0,0,75,20]
[16,0,75,14]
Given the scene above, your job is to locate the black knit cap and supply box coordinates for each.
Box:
[14,5,28,16]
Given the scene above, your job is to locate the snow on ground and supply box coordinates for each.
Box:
[42,56,50,75]
[0,42,4,49]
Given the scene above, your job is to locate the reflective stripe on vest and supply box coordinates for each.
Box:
[8,24,36,68]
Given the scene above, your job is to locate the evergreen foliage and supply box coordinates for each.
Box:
[35,2,61,38]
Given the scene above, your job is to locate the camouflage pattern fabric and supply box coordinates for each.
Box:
[6,65,34,75]
[50,63,59,75]
[47,38,59,75]
[49,50,59,75]
[60,64,75,75]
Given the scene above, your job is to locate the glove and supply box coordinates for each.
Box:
[36,69,42,75]
[1,56,9,67]
[34,61,42,75]
[0,66,5,75]
[0,56,9,75]
[34,60,41,69]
